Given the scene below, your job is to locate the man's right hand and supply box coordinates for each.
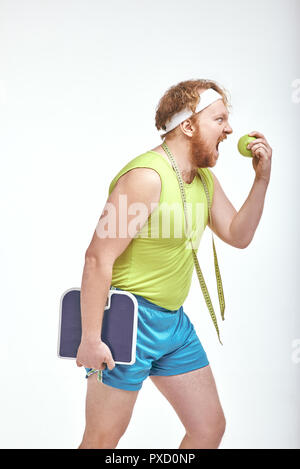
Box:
[76,340,116,371]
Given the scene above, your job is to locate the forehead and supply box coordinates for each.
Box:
[202,99,229,118]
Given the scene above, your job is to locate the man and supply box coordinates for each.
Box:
[76,79,272,449]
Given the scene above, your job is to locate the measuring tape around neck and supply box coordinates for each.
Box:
[161,141,225,345]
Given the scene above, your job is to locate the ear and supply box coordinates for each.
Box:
[180,118,196,137]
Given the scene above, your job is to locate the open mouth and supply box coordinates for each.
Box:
[216,135,227,151]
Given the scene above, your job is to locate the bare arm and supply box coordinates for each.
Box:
[208,131,272,249]
[208,172,269,249]
[76,167,161,370]
[229,177,269,248]
[79,259,113,343]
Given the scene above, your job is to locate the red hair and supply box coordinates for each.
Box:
[155,79,231,140]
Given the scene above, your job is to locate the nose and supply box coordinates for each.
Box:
[225,122,233,134]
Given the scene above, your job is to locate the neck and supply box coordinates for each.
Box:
[162,138,197,183]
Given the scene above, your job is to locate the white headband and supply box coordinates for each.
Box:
[159,88,223,136]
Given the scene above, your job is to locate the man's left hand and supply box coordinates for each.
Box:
[247,131,272,184]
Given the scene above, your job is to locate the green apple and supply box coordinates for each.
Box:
[237,134,257,157]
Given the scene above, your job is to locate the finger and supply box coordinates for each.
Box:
[248,131,265,139]
[106,356,116,370]
[247,137,267,149]
[251,143,268,154]
[252,146,268,158]
[249,140,271,154]
[76,360,83,367]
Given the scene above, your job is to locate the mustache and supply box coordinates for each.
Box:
[217,135,227,144]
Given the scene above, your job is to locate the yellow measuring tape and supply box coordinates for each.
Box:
[162,141,225,345]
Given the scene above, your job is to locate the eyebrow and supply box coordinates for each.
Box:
[213,112,229,118]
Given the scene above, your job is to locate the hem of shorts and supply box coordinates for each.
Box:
[85,370,142,391]
[149,360,209,377]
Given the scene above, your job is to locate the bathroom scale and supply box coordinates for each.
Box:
[58,288,138,365]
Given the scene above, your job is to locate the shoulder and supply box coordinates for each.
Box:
[109,152,164,196]
[117,166,162,189]
[110,167,162,206]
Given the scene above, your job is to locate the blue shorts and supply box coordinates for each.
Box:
[85,290,209,391]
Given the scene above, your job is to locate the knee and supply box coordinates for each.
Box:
[188,412,226,447]
[79,439,119,449]
[213,412,226,440]
[79,427,125,449]
[79,433,120,449]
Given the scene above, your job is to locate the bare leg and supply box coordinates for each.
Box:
[150,365,225,449]
[79,373,139,449]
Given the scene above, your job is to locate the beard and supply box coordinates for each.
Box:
[189,126,216,168]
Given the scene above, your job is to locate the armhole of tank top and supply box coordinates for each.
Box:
[109,165,164,206]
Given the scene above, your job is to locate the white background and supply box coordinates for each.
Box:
[0,0,299,449]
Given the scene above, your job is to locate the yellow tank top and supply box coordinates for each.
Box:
[109,150,214,310]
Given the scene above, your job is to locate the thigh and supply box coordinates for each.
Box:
[150,308,209,376]
[150,365,224,434]
[84,373,139,439]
